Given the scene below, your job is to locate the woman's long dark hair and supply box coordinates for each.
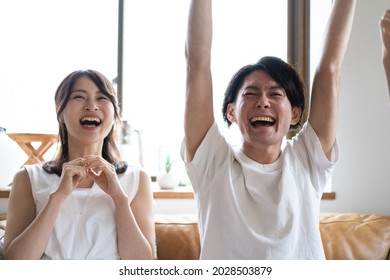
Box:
[43,69,127,176]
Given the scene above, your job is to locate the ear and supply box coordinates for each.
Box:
[291,106,302,126]
[58,112,65,125]
[227,103,237,123]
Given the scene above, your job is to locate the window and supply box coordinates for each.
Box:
[122,0,287,181]
[0,0,118,136]
[1,1,337,186]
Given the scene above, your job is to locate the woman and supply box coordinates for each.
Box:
[2,69,156,259]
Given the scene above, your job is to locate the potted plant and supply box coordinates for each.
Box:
[157,156,178,189]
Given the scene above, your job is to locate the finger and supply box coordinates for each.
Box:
[63,158,88,171]
[83,158,116,173]
[382,11,390,23]
[89,166,116,182]
[87,166,103,177]
[73,173,83,186]
[63,163,88,181]
[81,155,105,163]
[381,20,390,36]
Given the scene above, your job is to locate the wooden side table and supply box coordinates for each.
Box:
[7,133,58,166]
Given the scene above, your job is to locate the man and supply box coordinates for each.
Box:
[181,0,356,259]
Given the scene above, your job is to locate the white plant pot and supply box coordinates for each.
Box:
[157,173,178,190]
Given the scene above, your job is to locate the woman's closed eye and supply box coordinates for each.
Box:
[71,94,85,100]
[98,95,110,101]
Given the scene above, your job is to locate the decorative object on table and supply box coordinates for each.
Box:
[0,127,26,187]
[157,155,178,190]
[117,120,144,167]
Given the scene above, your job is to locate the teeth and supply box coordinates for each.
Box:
[251,116,275,123]
[81,117,101,123]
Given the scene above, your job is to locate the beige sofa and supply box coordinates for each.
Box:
[1,213,390,260]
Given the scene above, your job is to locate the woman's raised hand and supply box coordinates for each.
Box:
[81,155,124,200]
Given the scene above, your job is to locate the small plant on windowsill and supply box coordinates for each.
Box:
[157,156,178,190]
[165,156,173,173]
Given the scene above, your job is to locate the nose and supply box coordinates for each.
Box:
[256,95,270,108]
[84,99,99,111]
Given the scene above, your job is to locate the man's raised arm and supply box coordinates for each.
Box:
[309,0,356,160]
[184,0,214,161]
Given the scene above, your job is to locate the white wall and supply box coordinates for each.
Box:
[321,0,390,215]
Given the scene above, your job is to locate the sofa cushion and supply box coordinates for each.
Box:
[155,214,200,260]
[320,213,390,260]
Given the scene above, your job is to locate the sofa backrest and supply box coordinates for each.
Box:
[155,213,390,260]
[155,214,200,260]
[319,213,390,260]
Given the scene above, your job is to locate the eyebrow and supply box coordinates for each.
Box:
[268,85,283,90]
[71,89,87,94]
[243,85,284,91]
[71,89,105,95]
[243,85,260,91]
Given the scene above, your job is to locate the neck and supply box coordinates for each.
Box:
[241,142,282,164]
[67,139,104,160]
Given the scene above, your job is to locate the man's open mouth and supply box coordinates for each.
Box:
[250,116,275,127]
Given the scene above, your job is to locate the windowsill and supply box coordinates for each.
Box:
[152,183,194,199]
[0,186,11,198]
[0,186,335,200]
[321,192,336,200]
[152,184,335,200]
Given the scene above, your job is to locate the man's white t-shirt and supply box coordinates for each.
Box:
[181,122,338,259]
